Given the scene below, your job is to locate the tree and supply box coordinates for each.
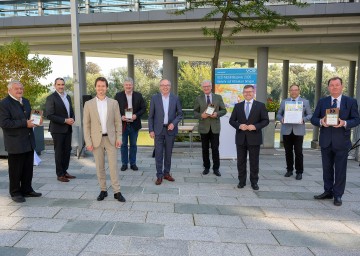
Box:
[86,62,102,74]
[175,0,305,90]
[0,39,52,105]
[134,59,161,79]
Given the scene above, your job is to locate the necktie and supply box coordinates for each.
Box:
[207,95,211,105]
[245,101,250,119]
[331,98,337,108]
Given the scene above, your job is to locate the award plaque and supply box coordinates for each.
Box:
[30,110,43,126]
[326,108,339,126]
[205,104,215,115]
[125,108,133,121]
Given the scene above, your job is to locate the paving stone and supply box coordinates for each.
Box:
[197,196,240,206]
[237,198,283,207]
[82,235,130,254]
[0,247,30,256]
[131,202,174,212]
[54,208,103,220]
[10,206,61,218]
[38,184,77,191]
[309,247,360,256]
[26,248,78,256]
[328,233,360,248]
[189,241,251,256]
[89,200,132,210]
[218,228,278,244]
[255,191,300,200]
[111,222,164,237]
[343,221,360,234]
[127,237,189,256]
[242,216,298,231]
[158,194,198,204]
[248,244,313,256]
[49,199,93,208]
[147,212,194,226]
[128,194,158,202]
[0,216,22,229]
[175,203,220,215]
[179,187,218,196]
[45,191,85,199]
[216,189,258,198]
[184,177,217,183]
[272,230,335,247]
[12,217,67,232]
[261,207,314,219]
[101,210,146,223]
[0,230,27,246]
[279,199,330,209]
[218,205,264,217]
[60,220,106,234]
[164,226,220,242]
[292,219,355,233]
[11,197,53,207]
[143,186,179,195]
[194,214,245,228]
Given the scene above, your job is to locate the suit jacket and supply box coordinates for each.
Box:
[311,95,360,150]
[83,97,122,148]
[45,92,75,134]
[229,100,269,145]
[193,93,227,134]
[277,97,312,136]
[0,95,35,154]
[114,91,146,131]
[148,93,183,136]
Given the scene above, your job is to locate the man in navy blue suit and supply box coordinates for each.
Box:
[311,77,360,206]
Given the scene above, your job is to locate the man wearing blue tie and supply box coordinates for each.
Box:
[229,85,269,190]
[311,77,360,206]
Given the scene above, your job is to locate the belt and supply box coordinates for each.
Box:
[102,133,108,137]
[163,124,168,127]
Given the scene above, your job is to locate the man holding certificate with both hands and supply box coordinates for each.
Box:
[311,77,360,206]
[277,84,312,180]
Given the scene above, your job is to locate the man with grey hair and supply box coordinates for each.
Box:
[194,80,227,176]
[0,81,42,203]
[115,77,146,171]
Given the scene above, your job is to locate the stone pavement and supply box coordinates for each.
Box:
[1,146,360,256]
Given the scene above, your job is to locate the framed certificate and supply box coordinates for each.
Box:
[30,110,43,126]
[284,101,303,124]
[125,108,133,121]
[205,104,215,115]
[326,108,339,126]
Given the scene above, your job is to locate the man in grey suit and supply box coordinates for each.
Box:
[194,80,227,176]
[277,84,312,180]
[148,79,183,185]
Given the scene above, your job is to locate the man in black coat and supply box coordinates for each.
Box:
[114,77,146,171]
[0,81,42,203]
[45,78,76,182]
[229,85,269,190]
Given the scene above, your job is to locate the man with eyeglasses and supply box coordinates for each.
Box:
[0,81,42,203]
[45,77,76,182]
[148,79,183,185]
[277,84,312,180]
[229,85,269,190]
[194,80,227,176]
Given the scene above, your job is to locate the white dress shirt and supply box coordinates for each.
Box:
[96,96,108,134]
[57,91,70,117]
[162,94,170,125]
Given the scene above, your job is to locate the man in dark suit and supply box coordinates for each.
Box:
[229,85,269,190]
[45,78,76,182]
[194,80,227,176]
[114,77,146,172]
[0,81,42,203]
[148,79,183,185]
[311,77,360,206]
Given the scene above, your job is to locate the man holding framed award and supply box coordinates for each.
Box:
[194,80,227,176]
[311,77,360,206]
[277,84,312,180]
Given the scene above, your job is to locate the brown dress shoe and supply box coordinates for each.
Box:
[65,173,76,179]
[57,176,70,182]
[164,174,175,182]
[155,178,163,185]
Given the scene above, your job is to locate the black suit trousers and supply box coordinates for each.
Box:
[51,130,72,177]
[200,129,220,170]
[8,151,34,196]
[283,131,304,173]
[236,140,260,185]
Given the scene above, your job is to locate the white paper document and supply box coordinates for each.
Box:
[284,101,303,124]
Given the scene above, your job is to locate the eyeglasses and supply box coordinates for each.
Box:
[160,84,170,87]
[243,90,254,94]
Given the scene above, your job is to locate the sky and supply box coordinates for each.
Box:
[36,54,128,85]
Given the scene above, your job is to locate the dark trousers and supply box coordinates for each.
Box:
[283,131,304,173]
[8,151,34,197]
[154,127,175,178]
[51,131,72,177]
[236,140,260,186]
[121,124,139,166]
[321,145,348,197]
[200,129,220,171]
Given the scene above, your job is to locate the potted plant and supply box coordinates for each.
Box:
[266,98,280,121]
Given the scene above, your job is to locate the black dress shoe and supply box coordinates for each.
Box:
[237,183,245,189]
[97,191,108,201]
[284,171,293,177]
[202,168,210,175]
[130,164,139,171]
[314,192,333,200]
[24,191,42,197]
[334,196,342,206]
[251,183,259,190]
[120,165,128,171]
[11,195,25,203]
[114,192,126,202]
[213,170,221,177]
[295,173,302,180]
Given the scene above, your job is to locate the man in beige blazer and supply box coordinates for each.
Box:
[83,77,126,202]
